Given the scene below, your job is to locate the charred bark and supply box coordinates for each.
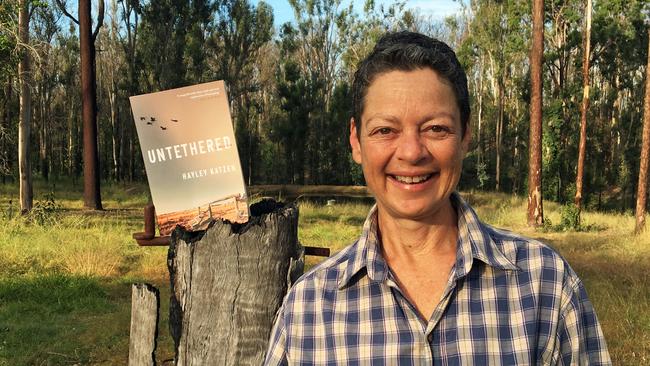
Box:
[167,199,303,365]
[79,0,104,209]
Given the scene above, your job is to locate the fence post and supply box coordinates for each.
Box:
[128,283,160,366]
[167,199,303,365]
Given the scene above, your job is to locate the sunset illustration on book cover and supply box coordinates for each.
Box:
[129,80,249,235]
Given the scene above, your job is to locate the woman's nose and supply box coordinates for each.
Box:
[395,131,429,164]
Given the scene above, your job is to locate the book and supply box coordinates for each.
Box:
[129,80,249,235]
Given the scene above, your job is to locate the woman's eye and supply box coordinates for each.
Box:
[427,125,450,135]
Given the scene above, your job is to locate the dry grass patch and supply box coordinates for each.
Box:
[0,186,648,364]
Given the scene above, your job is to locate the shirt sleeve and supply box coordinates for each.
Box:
[554,277,611,365]
[264,305,289,366]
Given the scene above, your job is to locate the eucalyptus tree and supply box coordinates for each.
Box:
[209,0,273,184]
[283,0,347,182]
[589,0,648,210]
[474,1,508,192]
[52,22,82,179]
[575,0,592,217]
[117,0,140,181]
[184,0,217,83]
[0,2,18,85]
[0,0,18,183]
[55,0,105,210]
[138,0,189,91]
[635,9,650,233]
[340,1,397,81]
[528,0,544,226]
[273,23,308,184]
[18,0,32,213]
[31,4,60,181]
[96,0,124,181]
[541,0,582,203]
[139,0,216,87]
[458,0,529,193]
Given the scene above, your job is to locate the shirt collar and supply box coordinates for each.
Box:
[338,192,519,289]
[451,192,519,278]
[338,205,389,289]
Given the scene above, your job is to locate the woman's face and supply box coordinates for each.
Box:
[350,68,470,222]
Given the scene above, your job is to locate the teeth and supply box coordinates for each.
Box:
[394,174,431,184]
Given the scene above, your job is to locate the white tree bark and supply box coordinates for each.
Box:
[18,0,33,213]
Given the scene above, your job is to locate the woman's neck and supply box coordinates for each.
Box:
[377,200,459,263]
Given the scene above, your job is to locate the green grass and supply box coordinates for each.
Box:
[0,183,649,364]
[0,180,173,365]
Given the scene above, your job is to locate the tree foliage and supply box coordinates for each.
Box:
[0,0,647,214]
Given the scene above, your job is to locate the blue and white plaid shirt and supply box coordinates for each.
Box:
[265,193,611,365]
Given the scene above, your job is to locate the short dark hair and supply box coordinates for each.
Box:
[351,31,470,137]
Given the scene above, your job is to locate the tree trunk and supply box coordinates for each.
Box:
[119,0,138,182]
[118,111,125,181]
[109,81,119,180]
[513,99,520,194]
[1,78,12,184]
[635,29,650,233]
[168,200,303,365]
[477,61,483,171]
[67,101,75,178]
[128,132,134,181]
[528,0,544,227]
[39,87,49,181]
[79,0,103,210]
[18,0,33,214]
[575,0,592,215]
[495,79,504,192]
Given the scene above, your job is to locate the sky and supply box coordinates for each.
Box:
[251,0,465,27]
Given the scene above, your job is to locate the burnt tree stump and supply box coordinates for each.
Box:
[167,199,303,365]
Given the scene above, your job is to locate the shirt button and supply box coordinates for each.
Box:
[427,333,433,342]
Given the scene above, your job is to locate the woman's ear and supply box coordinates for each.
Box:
[349,118,362,165]
[461,124,472,156]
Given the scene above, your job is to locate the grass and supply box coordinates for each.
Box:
[0,181,649,364]
[0,180,173,365]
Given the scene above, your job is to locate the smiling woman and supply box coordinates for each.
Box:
[264,31,611,365]
[350,68,470,224]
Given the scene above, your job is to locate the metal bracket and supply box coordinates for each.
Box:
[132,203,170,246]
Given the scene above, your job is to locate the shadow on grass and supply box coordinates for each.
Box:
[0,274,115,365]
[0,273,177,365]
[534,235,613,253]
[462,190,523,208]
[301,213,365,226]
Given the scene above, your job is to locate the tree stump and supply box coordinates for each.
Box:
[128,283,160,366]
[167,199,303,365]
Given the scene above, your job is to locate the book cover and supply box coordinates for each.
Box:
[129,80,249,235]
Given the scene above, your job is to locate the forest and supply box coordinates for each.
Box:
[2,1,650,363]
[1,0,649,217]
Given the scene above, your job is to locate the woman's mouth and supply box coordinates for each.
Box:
[390,174,434,184]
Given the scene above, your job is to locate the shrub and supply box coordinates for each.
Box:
[27,191,60,226]
[560,203,581,231]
